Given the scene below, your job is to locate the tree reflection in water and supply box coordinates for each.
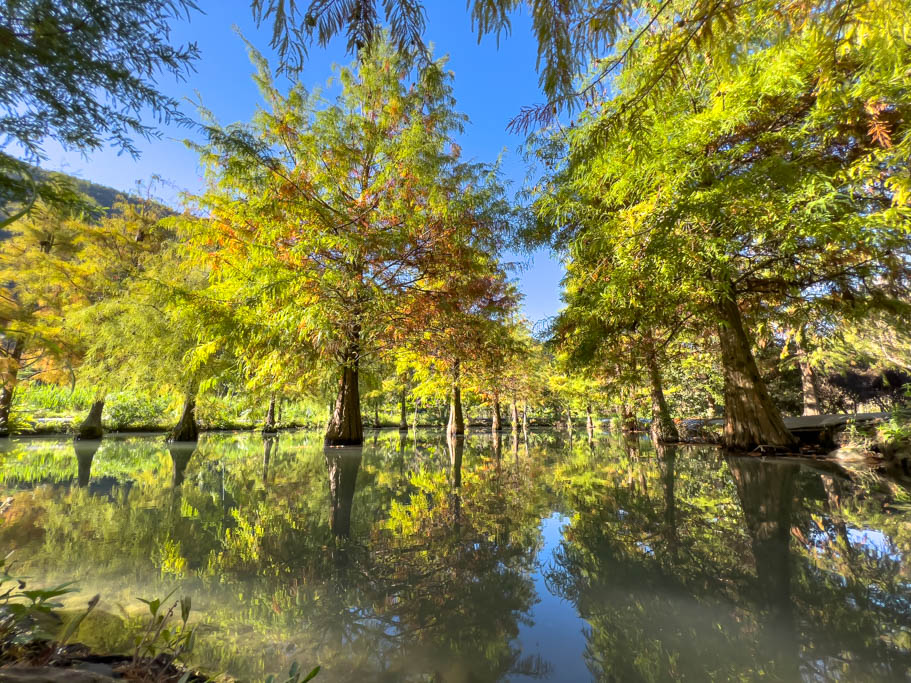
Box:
[0,430,909,681]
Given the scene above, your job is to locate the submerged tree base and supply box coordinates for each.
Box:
[75,400,105,440]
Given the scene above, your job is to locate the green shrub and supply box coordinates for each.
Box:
[104,393,171,430]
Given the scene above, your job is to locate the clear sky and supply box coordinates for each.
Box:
[37,0,564,328]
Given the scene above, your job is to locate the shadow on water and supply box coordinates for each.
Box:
[1,429,910,681]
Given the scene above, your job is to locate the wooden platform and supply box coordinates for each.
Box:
[684,412,889,447]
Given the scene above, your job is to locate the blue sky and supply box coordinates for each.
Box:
[37,0,564,327]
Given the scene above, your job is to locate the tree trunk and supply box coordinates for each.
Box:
[263,395,277,433]
[510,398,519,433]
[76,399,105,440]
[565,407,573,436]
[716,289,795,450]
[447,360,464,437]
[168,395,199,443]
[373,405,380,429]
[796,343,822,416]
[399,388,408,431]
[645,345,679,443]
[619,404,638,434]
[491,393,502,433]
[586,404,595,437]
[522,400,528,434]
[0,337,25,438]
[325,342,363,447]
[277,398,282,424]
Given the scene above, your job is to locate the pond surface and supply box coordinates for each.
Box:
[1,429,910,681]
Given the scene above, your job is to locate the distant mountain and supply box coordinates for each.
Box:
[1,165,175,228]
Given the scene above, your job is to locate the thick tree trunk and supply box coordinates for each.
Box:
[645,345,679,443]
[716,291,795,450]
[263,395,277,433]
[168,395,199,443]
[510,398,519,433]
[73,440,101,488]
[491,393,502,433]
[447,360,464,437]
[796,343,822,416]
[325,343,363,447]
[0,337,25,438]
[399,388,408,431]
[76,399,105,440]
[326,448,362,537]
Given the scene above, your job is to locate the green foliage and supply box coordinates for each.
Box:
[0,555,77,655]
[0,0,199,225]
[13,384,95,415]
[131,591,195,668]
[104,393,172,431]
[264,661,320,683]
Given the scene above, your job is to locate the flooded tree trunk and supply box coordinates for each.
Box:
[168,394,199,443]
[492,393,502,433]
[399,388,408,431]
[510,398,519,433]
[326,448,362,537]
[325,341,363,447]
[447,360,464,437]
[645,344,679,443]
[73,440,101,488]
[263,395,277,433]
[716,289,794,450]
[76,399,105,440]
[0,337,25,438]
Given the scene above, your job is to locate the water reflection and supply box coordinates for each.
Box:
[73,439,101,488]
[325,447,361,537]
[0,430,909,681]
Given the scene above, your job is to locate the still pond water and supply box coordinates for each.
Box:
[1,429,910,682]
